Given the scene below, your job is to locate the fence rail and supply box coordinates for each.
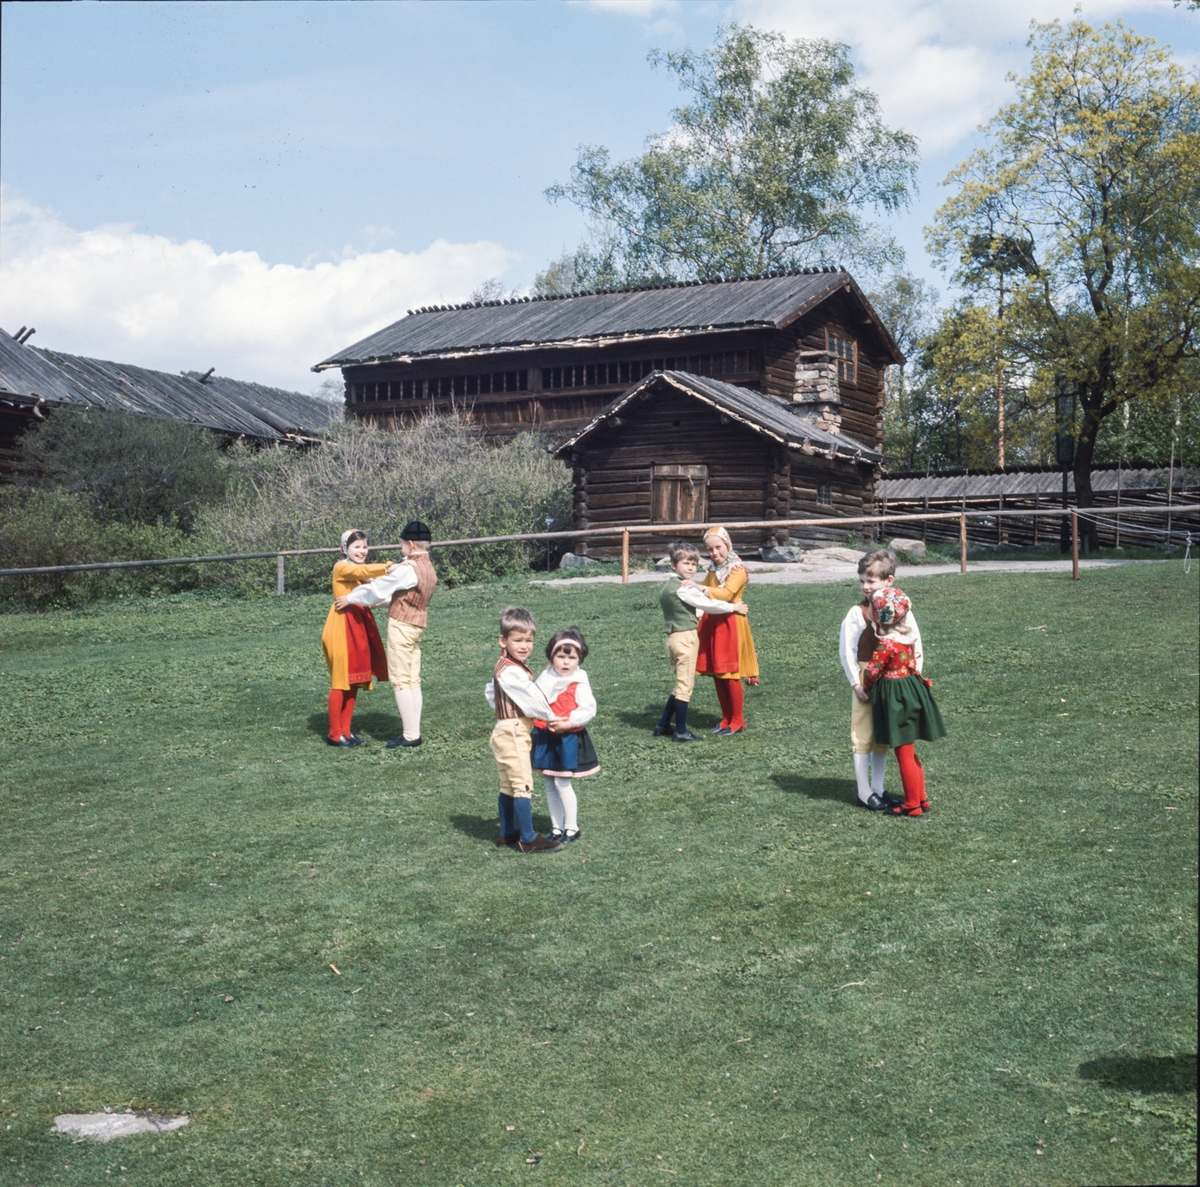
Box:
[1,503,1194,592]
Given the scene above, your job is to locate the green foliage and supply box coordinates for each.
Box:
[545,24,917,288]
[0,486,190,610]
[196,415,571,593]
[19,406,229,531]
[927,17,1200,502]
[0,565,1194,1183]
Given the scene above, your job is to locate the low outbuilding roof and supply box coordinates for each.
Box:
[316,269,904,370]
[0,329,339,441]
[554,370,881,466]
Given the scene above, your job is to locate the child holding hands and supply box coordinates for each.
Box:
[860,587,946,817]
[531,628,598,844]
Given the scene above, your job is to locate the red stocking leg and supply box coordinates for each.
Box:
[328,689,348,741]
[894,744,925,810]
[724,678,745,731]
[340,687,359,739]
[713,677,733,729]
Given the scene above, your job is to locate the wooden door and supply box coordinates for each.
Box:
[651,464,708,523]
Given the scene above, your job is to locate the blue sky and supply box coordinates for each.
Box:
[2,0,1196,391]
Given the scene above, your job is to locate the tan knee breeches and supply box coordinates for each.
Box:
[666,630,700,701]
[851,660,889,755]
[490,717,534,798]
[387,619,424,690]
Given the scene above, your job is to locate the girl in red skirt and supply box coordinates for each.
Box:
[320,529,390,746]
[693,526,759,735]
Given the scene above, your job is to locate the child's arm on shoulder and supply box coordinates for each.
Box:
[496,664,555,720]
[339,563,417,609]
[678,585,745,615]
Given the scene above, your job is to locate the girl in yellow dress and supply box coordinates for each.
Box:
[320,529,391,746]
[693,525,759,734]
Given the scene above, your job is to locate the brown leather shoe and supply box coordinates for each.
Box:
[517,835,563,854]
[496,833,520,847]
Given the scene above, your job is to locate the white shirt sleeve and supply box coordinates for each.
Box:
[908,610,924,674]
[496,664,555,719]
[677,584,738,614]
[484,680,496,710]
[839,605,867,687]
[567,670,597,728]
[342,562,418,607]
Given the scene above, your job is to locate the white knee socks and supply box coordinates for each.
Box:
[394,686,423,740]
[871,751,888,797]
[543,775,578,833]
[853,752,873,803]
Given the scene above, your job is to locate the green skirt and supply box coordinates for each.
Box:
[871,674,947,747]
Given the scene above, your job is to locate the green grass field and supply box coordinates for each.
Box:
[1,563,1196,1186]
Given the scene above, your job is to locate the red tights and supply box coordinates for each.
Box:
[895,743,927,808]
[713,678,745,731]
[327,687,359,741]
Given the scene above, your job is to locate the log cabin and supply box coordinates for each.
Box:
[316,268,902,554]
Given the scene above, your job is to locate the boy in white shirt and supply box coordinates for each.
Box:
[484,607,563,854]
[839,549,923,810]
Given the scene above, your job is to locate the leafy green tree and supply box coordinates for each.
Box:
[927,17,1200,539]
[20,406,229,532]
[545,24,918,287]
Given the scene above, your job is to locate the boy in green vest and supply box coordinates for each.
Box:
[654,541,747,741]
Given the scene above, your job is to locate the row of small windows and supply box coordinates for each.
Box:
[542,350,759,391]
[352,371,529,403]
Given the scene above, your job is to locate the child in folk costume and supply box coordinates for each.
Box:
[321,530,391,747]
[860,587,946,817]
[531,629,598,844]
[338,520,437,749]
[484,607,564,854]
[695,526,759,735]
[839,549,923,811]
[655,541,748,742]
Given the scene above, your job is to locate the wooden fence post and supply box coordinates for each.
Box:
[621,530,630,585]
[959,515,968,574]
[276,554,285,596]
[1071,511,1080,580]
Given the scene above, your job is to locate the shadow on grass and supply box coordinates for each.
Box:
[615,704,722,732]
[769,774,857,804]
[305,710,398,741]
[450,813,556,844]
[1078,1054,1198,1094]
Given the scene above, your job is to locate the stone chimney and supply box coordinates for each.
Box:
[791,357,841,433]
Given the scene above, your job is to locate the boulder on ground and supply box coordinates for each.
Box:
[654,555,673,572]
[888,537,927,559]
[800,546,866,566]
[557,552,600,569]
[759,544,806,563]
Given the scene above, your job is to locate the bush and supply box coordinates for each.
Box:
[196,416,572,593]
[19,406,229,531]
[0,487,190,611]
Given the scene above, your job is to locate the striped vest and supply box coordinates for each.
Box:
[493,654,534,721]
[388,551,437,627]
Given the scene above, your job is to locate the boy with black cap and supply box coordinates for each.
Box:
[338,520,437,747]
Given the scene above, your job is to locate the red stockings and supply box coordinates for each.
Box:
[894,743,926,808]
[713,677,745,731]
[327,687,359,741]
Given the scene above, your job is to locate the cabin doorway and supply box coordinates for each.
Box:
[651,463,708,524]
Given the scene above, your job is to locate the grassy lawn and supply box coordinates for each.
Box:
[0,563,1196,1186]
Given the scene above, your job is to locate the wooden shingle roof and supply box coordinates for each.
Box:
[316,269,904,369]
[555,370,881,466]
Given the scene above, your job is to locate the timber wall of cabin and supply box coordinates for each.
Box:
[569,388,872,557]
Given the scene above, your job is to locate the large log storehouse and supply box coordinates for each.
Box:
[316,269,902,554]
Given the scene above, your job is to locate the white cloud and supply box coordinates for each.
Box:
[0,188,514,393]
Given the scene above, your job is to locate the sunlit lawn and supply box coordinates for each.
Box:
[0,562,1196,1185]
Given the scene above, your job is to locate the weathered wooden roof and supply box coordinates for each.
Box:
[316,269,904,369]
[555,370,881,466]
[0,329,339,440]
[879,467,1196,499]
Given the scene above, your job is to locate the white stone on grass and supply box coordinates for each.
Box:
[889,537,927,559]
[53,1112,190,1142]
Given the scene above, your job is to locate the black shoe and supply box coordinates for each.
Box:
[326,735,352,747]
[561,830,581,844]
[385,735,422,749]
[652,725,673,737]
[345,733,366,747]
[709,725,726,734]
[882,790,903,807]
[673,730,701,742]
[715,725,746,737]
[859,792,893,811]
[517,835,564,854]
[548,829,565,843]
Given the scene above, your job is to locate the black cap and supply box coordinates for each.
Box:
[400,520,432,542]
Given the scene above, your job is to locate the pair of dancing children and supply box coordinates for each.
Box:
[486,607,598,854]
[320,522,437,748]
[840,549,946,816]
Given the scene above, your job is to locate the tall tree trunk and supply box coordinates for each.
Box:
[1073,402,1103,551]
